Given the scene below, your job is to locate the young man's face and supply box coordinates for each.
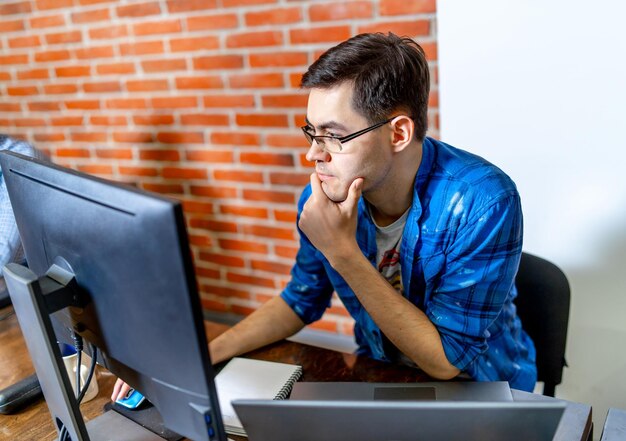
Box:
[304,82,393,202]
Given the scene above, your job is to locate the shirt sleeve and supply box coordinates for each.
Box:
[426,192,523,371]
[280,185,334,324]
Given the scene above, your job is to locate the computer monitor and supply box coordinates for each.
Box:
[0,151,227,441]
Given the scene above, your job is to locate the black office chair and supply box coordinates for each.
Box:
[514,252,570,397]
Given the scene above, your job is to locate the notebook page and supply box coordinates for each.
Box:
[215,357,302,434]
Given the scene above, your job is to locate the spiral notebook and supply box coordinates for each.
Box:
[215,357,302,436]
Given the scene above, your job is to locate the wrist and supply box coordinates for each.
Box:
[208,335,230,365]
[327,243,367,272]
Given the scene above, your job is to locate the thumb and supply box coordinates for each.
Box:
[343,177,363,210]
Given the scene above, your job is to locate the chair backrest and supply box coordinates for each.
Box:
[514,252,570,396]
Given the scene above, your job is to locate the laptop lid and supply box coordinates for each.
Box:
[291,381,513,401]
[232,399,566,441]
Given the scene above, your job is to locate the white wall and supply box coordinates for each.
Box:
[437,0,626,436]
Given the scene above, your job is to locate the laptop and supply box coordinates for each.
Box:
[232,399,566,441]
[290,381,514,401]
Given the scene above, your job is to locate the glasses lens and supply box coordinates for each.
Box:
[302,128,314,144]
[301,128,342,153]
[325,137,342,153]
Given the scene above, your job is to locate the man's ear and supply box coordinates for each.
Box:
[389,115,414,153]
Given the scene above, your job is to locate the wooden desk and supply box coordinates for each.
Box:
[0,306,592,441]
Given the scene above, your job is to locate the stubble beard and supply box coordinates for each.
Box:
[320,180,350,203]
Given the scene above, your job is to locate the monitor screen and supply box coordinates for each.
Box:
[0,151,226,441]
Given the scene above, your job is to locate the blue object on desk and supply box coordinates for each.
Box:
[115,389,146,410]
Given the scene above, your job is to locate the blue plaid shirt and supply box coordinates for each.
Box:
[281,137,537,391]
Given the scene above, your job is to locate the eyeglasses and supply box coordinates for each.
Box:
[301,117,395,153]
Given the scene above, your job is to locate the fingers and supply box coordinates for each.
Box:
[343,177,363,210]
[111,378,132,402]
[309,172,323,197]
[111,378,122,401]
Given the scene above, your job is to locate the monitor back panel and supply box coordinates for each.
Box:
[233,400,565,441]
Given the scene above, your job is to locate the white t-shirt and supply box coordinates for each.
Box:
[367,204,417,366]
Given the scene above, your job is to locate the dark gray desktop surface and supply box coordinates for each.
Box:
[291,380,513,401]
[233,399,566,441]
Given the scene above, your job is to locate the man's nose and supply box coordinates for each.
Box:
[305,140,331,163]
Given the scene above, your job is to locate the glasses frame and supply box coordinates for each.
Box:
[301,117,396,153]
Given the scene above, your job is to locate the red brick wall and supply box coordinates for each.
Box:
[0,0,438,336]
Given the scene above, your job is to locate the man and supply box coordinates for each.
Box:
[0,135,38,305]
[113,32,536,400]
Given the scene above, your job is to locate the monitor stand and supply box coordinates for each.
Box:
[3,262,163,441]
[83,410,165,441]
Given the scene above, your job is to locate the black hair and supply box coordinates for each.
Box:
[301,32,430,141]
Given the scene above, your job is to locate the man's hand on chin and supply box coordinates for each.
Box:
[298,173,363,265]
